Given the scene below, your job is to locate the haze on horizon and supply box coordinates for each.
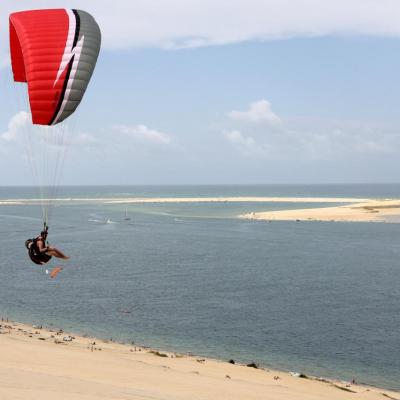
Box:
[1,0,400,186]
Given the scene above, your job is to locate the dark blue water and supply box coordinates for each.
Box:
[0,185,399,390]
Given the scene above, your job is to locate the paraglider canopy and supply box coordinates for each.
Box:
[9,9,101,228]
[9,8,101,125]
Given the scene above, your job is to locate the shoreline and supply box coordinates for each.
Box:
[3,195,400,222]
[241,199,400,222]
[0,318,398,399]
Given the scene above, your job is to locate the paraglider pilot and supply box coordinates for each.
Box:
[25,226,70,265]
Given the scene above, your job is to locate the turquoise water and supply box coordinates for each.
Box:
[0,184,399,390]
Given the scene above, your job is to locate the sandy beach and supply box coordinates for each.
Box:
[241,199,400,222]
[0,320,398,400]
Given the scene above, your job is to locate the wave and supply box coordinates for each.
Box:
[0,214,42,222]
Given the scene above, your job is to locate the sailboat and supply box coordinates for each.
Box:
[124,207,131,221]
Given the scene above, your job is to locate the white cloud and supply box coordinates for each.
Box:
[228,100,281,125]
[1,111,29,142]
[2,113,171,156]
[113,124,172,145]
[223,129,270,157]
[1,111,97,150]
[224,130,255,146]
[285,119,400,159]
[1,0,400,59]
[223,101,400,160]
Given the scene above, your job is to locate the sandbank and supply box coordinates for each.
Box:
[0,196,368,205]
[241,199,400,222]
[0,319,398,400]
[3,196,400,223]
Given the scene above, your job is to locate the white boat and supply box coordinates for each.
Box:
[124,207,131,221]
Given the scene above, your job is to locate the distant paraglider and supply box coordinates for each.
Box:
[9,8,101,264]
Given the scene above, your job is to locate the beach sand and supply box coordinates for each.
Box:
[0,320,398,400]
[241,199,400,223]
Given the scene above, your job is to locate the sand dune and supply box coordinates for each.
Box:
[0,320,398,400]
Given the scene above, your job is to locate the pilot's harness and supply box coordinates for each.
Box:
[25,224,51,265]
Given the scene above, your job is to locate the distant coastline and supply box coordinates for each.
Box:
[3,195,400,222]
[0,195,369,205]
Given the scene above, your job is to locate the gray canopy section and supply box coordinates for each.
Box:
[51,9,101,125]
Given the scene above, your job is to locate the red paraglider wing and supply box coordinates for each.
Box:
[9,9,101,125]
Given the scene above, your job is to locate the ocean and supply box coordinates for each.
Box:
[0,184,399,390]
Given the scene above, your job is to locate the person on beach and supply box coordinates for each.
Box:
[26,228,69,265]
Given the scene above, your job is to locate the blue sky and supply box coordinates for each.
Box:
[1,1,400,185]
